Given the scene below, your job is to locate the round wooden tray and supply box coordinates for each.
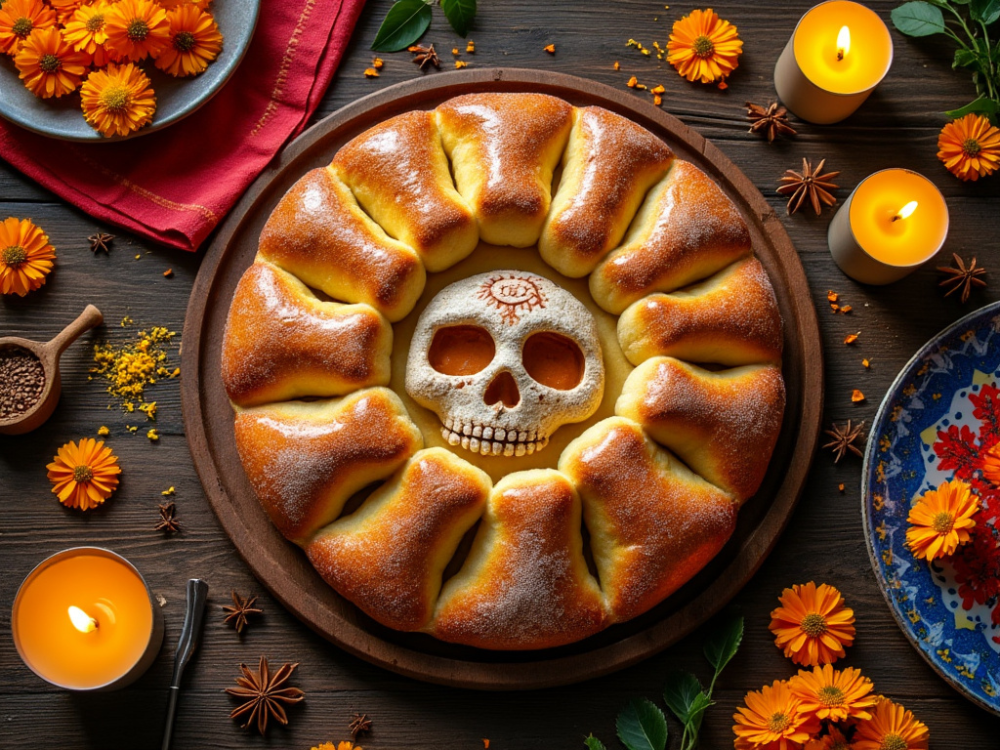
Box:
[182,69,824,690]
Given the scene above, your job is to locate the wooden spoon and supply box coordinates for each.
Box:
[0,305,103,436]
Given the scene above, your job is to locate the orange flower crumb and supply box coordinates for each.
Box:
[827,290,838,302]
[543,43,555,54]
[613,60,620,70]
[163,268,173,277]
[371,56,383,69]
[651,84,665,94]
[653,94,662,106]
[363,67,378,78]
[844,332,859,345]
[626,75,638,88]
[455,60,467,69]
[466,40,474,53]
[841,305,852,313]
[862,358,870,369]
[852,389,865,403]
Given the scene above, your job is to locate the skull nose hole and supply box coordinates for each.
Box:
[428,325,496,375]
[522,331,586,390]
[484,371,521,408]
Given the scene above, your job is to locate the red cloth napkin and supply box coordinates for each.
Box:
[0,0,365,252]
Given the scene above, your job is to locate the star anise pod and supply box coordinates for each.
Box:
[409,43,440,70]
[349,712,372,739]
[746,101,796,143]
[223,590,263,634]
[777,158,840,216]
[155,502,179,533]
[88,231,114,253]
[823,419,866,463]
[226,656,304,735]
[937,253,987,304]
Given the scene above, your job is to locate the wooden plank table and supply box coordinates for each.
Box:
[2,1,999,747]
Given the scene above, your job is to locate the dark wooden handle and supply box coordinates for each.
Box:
[45,305,103,359]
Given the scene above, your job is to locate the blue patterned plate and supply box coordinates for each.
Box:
[0,0,259,141]
[863,301,1000,717]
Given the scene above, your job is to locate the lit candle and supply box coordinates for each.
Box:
[774,1,893,124]
[12,548,163,691]
[828,169,949,285]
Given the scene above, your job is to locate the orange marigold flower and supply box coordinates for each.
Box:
[769,582,856,666]
[0,216,55,296]
[788,663,876,723]
[80,62,156,137]
[104,0,169,61]
[154,4,221,77]
[732,679,819,750]
[905,478,979,561]
[46,438,122,511]
[63,2,112,67]
[937,113,1000,182]
[666,8,742,84]
[48,0,85,24]
[803,725,849,750]
[980,442,1000,486]
[14,27,88,99]
[852,699,929,750]
[0,0,56,56]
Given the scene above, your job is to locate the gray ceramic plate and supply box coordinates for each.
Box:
[0,0,259,141]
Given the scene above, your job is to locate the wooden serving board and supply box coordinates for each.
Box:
[181,69,824,690]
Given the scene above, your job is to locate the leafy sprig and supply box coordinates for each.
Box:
[892,0,1000,122]
[372,0,477,52]
[585,614,744,750]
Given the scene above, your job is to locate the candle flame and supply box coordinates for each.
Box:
[68,606,98,633]
[837,25,851,61]
[893,201,919,222]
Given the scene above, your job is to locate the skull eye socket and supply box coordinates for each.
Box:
[428,325,496,376]
[522,332,586,390]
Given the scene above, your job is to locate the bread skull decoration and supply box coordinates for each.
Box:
[405,271,605,457]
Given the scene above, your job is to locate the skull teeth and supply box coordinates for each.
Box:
[440,425,549,456]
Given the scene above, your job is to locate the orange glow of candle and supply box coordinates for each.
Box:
[836,25,850,61]
[13,550,159,690]
[794,1,892,94]
[849,171,948,267]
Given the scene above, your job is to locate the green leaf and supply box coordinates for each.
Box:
[616,699,668,750]
[584,734,607,750]
[371,0,433,52]
[662,671,705,724]
[944,94,1000,117]
[703,615,744,674]
[891,1,948,36]
[441,0,476,37]
[971,0,1000,24]
[954,47,980,68]
[687,691,714,736]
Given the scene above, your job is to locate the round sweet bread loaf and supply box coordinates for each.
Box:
[222,92,786,650]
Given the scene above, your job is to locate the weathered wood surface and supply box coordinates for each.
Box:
[1,0,999,747]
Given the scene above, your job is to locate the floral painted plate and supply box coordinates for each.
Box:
[863,301,1000,717]
[0,0,259,141]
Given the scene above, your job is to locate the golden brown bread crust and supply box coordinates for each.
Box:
[306,448,490,631]
[559,417,738,622]
[332,110,478,273]
[431,469,608,650]
[617,257,783,368]
[590,160,751,314]
[257,167,425,322]
[233,389,423,545]
[436,93,573,247]
[615,358,785,503]
[222,261,393,408]
[540,106,674,278]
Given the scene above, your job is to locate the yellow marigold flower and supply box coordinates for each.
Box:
[852,699,929,750]
[981,442,1000,486]
[666,8,742,84]
[788,663,876,723]
[0,216,55,296]
[80,62,156,138]
[63,2,112,67]
[104,0,169,61]
[905,479,979,561]
[803,724,849,750]
[938,113,1000,182]
[769,582,855,666]
[732,679,819,750]
[0,0,56,56]
[14,27,88,99]
[154,4,221,77]
[46,438,122,511]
